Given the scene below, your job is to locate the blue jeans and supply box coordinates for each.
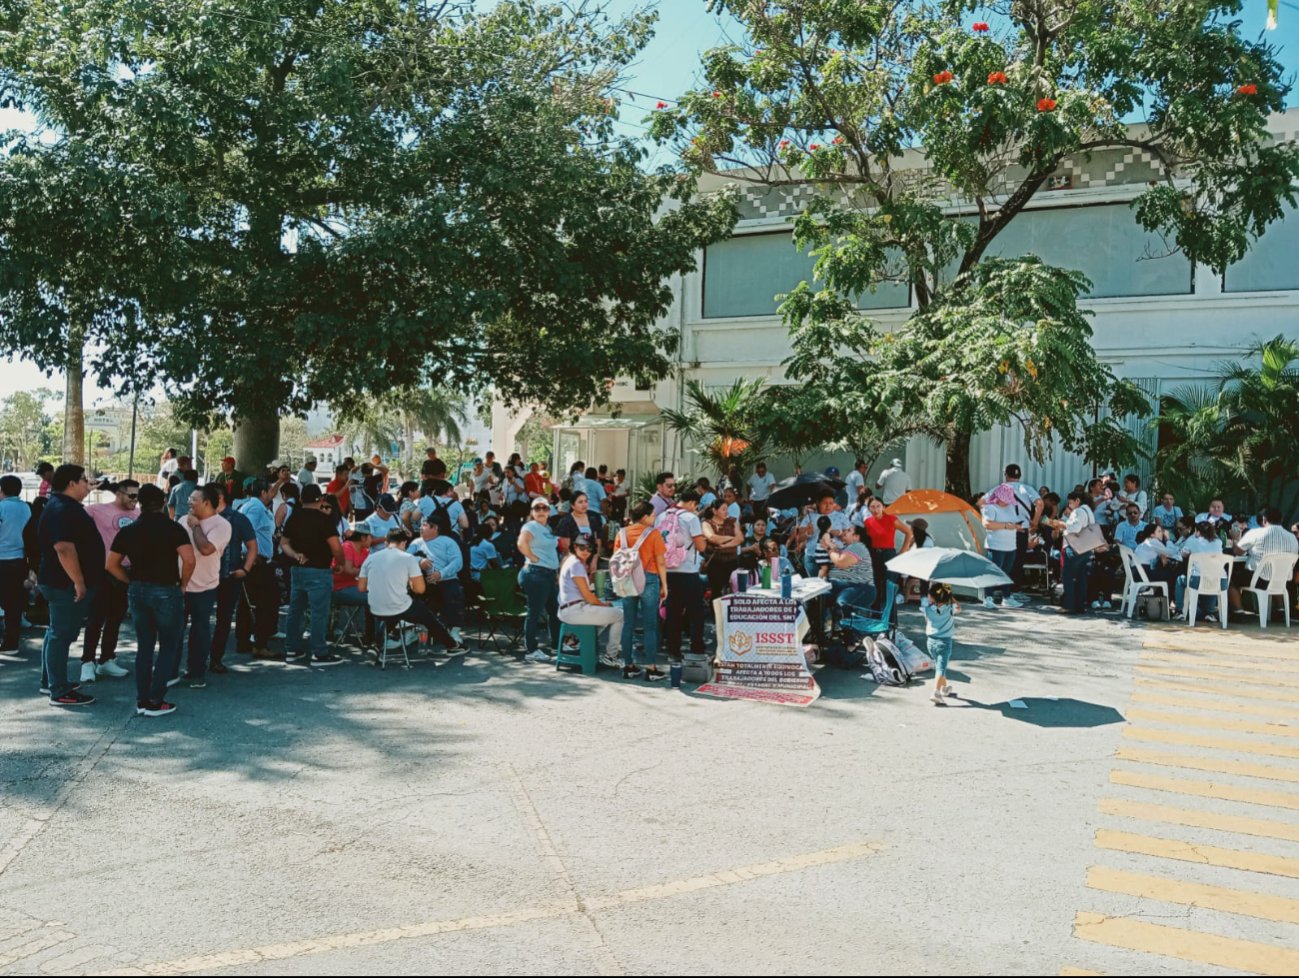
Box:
[521,564,559,653]
[209,576,243,665]
[621,573,661,666]
[1062,547,1092,613]
[286,566,333,659]
[428,580,464,629]
[184,588,217,679]
[40,584,95,698]
[129,583,183,704]
[928,636,953,679]
[833,581,876,612]
[988,548,1016,601]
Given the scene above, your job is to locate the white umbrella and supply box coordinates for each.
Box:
[885,547,1011,590]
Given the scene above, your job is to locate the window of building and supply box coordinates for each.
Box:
[982,204,1193,298]
[1224,203,1299,293]
[702,231,910,319]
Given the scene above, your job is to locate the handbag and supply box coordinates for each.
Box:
[1066,521,1107,554]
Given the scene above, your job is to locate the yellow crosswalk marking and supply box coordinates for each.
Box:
[1087,865,1299,924]
[1074,911,1299,975]
[1059,968,1103,976]
[1135,676,1299,704]
[1095,828,1299,878]
[1131,691,1299,722]
[1123,726,1299,760]
[1135,663,1299,689]
[1141,651,1297,671]
[1099,797,1299,843]
[1143,638,1299,660]
[1110,768,1299,811]
[1115,746,1299,783]
[1128,707,1299,738]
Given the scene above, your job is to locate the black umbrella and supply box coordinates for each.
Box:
[766,472,847,511]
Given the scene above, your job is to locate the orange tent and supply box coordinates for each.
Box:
[886,490,986,554]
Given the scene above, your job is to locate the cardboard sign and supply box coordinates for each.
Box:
[697,593,820,706]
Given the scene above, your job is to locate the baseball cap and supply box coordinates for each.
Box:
[824,466,840,478]
[531,497,552,509]
[301,484,323,503]
[222,456,235,466]
[377,493,397,512]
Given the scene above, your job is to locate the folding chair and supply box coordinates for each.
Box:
[479,567,527,653]
[839,581,899,654]
[331,601,368,649]
[372,614,416,670]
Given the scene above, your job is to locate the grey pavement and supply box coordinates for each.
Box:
[0,602,1293,975]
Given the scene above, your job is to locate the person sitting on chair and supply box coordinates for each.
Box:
[357,529,467,655]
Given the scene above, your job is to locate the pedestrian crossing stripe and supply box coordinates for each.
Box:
[1086,865,1299,925]
[1141,650,1299,671]
[1131,690,1299,722]
[1115,745,1299,783]
[1110,768,1299,811]
[1122,725,1299,760]
[1074,911,1299,975]
[1099,796,1299,843]
[1142,638,1298,660]
[1135,663,1299,690]
[1127,707,1299,738]
[1135,676,1299,705]
[1096,828,1299,879]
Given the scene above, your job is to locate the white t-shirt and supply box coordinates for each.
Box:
[982,503,1021,552]
[358,548,422,617]
[1237,524,1299,574]
[1179,535,1224,559]
[656,507,703,574]
[558,556,590,605]
[800,510,851,535]
[185,515,231,593]
[877,466,911,504]
[844,469,865,501]
[747,472,776,501]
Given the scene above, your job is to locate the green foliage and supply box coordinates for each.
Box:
[1156,336,1299,517]
[0,0,738,434]
[0,387,55,469]
[662,378,768,479]
[654,0,1297,494]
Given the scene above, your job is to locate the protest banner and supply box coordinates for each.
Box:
[697,593,820,706]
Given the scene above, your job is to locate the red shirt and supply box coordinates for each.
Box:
[333,540,369,591]
[863,513,901,550]
[325,477,351,516]
[524,472,548,497]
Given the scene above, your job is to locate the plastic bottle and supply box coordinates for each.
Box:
[760,562,771,589]
[780,560,792,600]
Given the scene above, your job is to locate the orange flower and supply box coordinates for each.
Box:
[655,101,667,109]
[1036,97,1057,112]
[973,21,990,32]
[987,71,1008,85]
[712,90,722,98]
[809,143,821,150]
[933,70,954,85]
[1236,83,1258,95]
[831,136,845,145]
[779,139,790,149]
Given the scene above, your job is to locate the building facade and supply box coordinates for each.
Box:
[529,108,1299,496]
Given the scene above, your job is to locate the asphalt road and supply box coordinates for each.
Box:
[1,600,1296,976]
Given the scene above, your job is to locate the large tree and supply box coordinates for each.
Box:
[0,0,736,469]
[651,0,1298,496]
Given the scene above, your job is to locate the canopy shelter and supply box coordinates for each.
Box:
[886,490,987,554]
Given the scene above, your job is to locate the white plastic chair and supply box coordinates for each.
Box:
[1184,552,1232,629]
[1119,545,1168,619]
[1243,552,1298,629]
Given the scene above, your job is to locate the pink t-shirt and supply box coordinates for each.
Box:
[185,515,232,593]
[334,540,369,591]
[86,502,138,552]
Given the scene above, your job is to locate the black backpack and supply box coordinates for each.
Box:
[866,637,912,686]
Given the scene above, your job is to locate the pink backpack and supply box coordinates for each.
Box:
[659,508,691,570]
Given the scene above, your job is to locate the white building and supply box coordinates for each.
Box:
[499,109,1299,494]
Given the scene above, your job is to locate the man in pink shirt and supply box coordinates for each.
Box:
[81,479,140,682]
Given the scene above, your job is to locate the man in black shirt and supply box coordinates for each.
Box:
[106,485,195,716]
[279,483,345,666]
[37,464,103,705]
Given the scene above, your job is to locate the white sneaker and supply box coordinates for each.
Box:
[1006,594,1029,608]
[1102,600,1113,610]
[525,649,553,663]
[450,627,464,646]
[931,688,947,705]
[982,596,997,610]
[599,653,623,669]
[943,685,959,698]
[80,661,97,683]
[96,660,129,678]
[1090,599,1102,610]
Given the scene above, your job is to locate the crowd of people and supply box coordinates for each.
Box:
[1,447,1296,717]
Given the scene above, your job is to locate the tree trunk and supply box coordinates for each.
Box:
[63,327,85,466]
[233,405,280,474]
[944,429,972,501]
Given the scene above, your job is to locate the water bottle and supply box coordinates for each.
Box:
[760,561,772,589]
[780,560,792,600]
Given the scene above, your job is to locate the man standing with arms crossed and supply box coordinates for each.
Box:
[37,464,102,706]
[179,484,231,688]
[208,484,257,674]
[81,479,139,683]
[280,483,347,666]
[235,478,280,659]
[105,485,194,717]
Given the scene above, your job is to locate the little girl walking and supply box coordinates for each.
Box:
[921,582,961,705]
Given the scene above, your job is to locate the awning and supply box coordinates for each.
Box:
[549,416,661,431]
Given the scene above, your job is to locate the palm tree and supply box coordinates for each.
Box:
[662,378,767,481]
[1217,335,1299,516]
[393,387,467,456]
